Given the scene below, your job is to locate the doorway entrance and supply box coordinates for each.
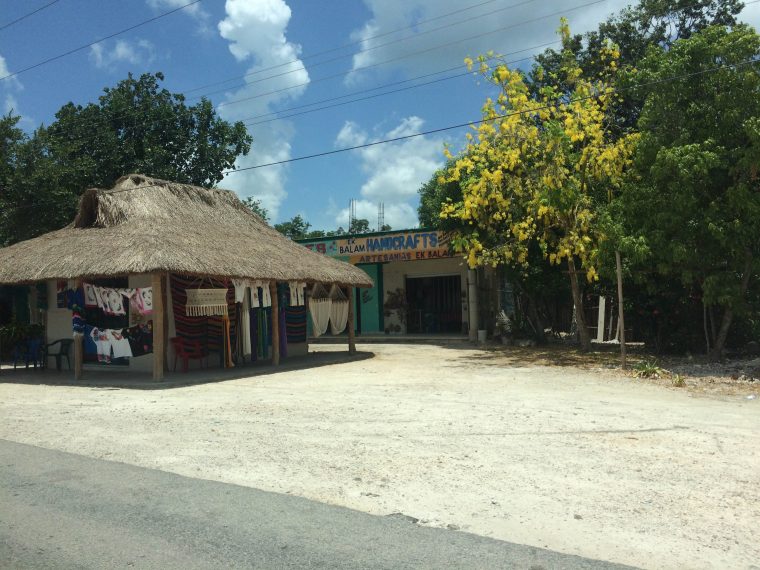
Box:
[405,275,462,334]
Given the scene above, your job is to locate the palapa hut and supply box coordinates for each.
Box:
[0,174,372,380]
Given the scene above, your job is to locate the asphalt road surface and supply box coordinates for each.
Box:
[0,439,636,569]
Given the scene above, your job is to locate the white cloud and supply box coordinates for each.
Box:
[740,3,760,29]
[217,0,310,220]
[0,53,25,119]
[332,116,445,230]
[89,39,156,71]
[345,0,632,84]
[147,0,211,29]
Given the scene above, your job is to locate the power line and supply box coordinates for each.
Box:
[221,57,760,173]
[241,49,554,128]
[184,0,508,95]
[215,0,605,110]
[193,0,543,100]
[5,54,758,208]
[2,4,576,139]
[0,0,61,33]
[0,0,202,82]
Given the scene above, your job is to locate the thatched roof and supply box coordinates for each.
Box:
[0,174,373,287]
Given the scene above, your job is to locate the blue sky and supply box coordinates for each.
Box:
[1,0,759,231]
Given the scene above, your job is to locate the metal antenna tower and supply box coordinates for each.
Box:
[348,199,356,232]
[377,202,385,231]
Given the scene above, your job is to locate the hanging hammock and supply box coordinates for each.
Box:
[185,288,228,317]
[329,284,349,335]
[309,283,331,338]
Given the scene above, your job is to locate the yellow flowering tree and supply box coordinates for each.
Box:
[442,21,638,350]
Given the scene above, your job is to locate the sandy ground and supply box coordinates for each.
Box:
[0,343,758,570]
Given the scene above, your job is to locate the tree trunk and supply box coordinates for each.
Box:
[513,282,546,344]
[568,257,591,351]
[708,251,753,361]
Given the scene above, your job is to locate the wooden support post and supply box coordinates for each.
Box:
[615,250,627,370]
[347,286,356,355]
[152,273,165,381]
[270,281,280,366]
[74,279,83,380]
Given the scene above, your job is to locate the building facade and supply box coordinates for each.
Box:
[299,229,478,336]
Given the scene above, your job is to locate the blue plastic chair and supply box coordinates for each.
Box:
[13,338,44,369]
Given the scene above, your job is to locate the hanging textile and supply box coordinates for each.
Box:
[250,281,261,308]
[186,288,228,316]
[241,288,252,358]
[222,316,234,368]
[309,283,331,338]
[329,284,349,335]
[248,309,259,362]
[297,282,306,306]
[130,287,153,315]
[232,279,249,304]
[285,306,307,343]
[280,307,288,358]
[260,281,272,308]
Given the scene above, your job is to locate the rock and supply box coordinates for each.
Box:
[386,513,419,524]
[574,514,583,520]
[446,523,460,531]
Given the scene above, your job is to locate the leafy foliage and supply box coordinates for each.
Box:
[619,25,760,358]
[0,72,252,245]
[441,22,639,349]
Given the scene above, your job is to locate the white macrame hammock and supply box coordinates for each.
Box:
[309,283,331,338]
[329,284,349,335]
[185,288,228,317]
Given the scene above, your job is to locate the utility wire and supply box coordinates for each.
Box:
[184,0,508,94]
[216,0,605,110]
[6,55,759,206]
[221,57,760,173]
[0,0,202,82]
[220,39,559,126]
[241,49,554,128]
[0,0,61,33]
[193,0,543,99]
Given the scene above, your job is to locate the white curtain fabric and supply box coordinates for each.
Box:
[232,279,247,303]
[241,288,252,357]
[309,298,332,337]
[261,282,272,307]
[329,300,349,335]
[250,281,260,308]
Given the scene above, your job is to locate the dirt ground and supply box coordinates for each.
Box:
[0,343,758,570]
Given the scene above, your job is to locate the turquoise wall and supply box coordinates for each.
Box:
[355,263,383,334]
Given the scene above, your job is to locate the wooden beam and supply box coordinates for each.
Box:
[74,279,83,380]
[347,286,356,354]
[152,273,165,381]
[270,281,280,366]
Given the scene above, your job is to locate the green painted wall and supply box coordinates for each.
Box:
[355,264,382,334]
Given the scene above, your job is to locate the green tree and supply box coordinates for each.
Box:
[349,218,371,234]
[619,24,760,359]
[442,23,638,350]
[274,214,312,240]
[529,0,742,134]
[0,72,252,244]
[241,197,269,221]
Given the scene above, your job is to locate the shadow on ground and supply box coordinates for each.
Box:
[0,350,375,390]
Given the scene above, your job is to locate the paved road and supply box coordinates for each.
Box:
[0,439,636,569]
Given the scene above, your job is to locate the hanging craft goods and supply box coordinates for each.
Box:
[185,288,229,317]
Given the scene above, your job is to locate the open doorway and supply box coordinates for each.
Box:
[405,275,462,334]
